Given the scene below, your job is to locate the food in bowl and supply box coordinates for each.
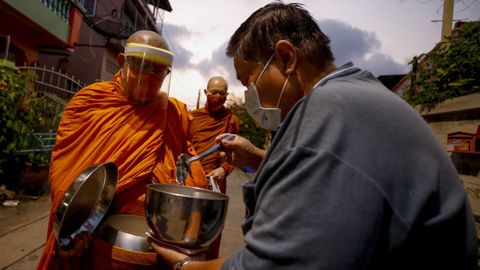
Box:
[145,184,229,250]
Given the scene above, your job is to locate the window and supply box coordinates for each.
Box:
[79,0,97,17]
[106,59,119,75]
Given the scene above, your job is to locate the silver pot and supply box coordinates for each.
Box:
[145,184,229,251]
[53,162,118,248]
[95,214,151,252]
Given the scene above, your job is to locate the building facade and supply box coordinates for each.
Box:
[37,0,172,85]
[0,0,84,66]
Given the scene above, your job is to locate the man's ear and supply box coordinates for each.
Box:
[117,53,125,67]
[274,40,297,76]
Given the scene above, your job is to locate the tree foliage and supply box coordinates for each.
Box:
[229,102,270,149]
[405,21,480,107]
[0,67,50,175]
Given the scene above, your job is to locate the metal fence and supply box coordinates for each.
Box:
[16,133,57,153]
[19,64,84,101]
[16,64,84,153]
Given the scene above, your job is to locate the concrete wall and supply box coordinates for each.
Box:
[428,119,479,148]
[418,92,480,145]
[417,92,480,215]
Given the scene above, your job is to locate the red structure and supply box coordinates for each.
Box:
[447,128,480,154]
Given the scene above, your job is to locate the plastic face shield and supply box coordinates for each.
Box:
[122,42,174,105]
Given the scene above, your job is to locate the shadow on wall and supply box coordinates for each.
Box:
[451,153,480,177]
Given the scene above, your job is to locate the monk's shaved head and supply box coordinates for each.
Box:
[207,76,228,95]
[127,30,169,50]
[118,30,171,104]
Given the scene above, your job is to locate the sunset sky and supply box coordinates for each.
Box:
[159,0,479,109]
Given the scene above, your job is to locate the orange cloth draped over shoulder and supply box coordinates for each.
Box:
[189,107,239,192]
[37,72,206,270]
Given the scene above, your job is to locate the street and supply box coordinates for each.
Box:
[0,168,250,269]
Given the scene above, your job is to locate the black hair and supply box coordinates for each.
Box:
[226,2,334,66]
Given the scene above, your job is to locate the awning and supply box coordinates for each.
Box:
[146,0,172,12]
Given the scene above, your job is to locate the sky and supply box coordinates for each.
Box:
[158,0,480,109]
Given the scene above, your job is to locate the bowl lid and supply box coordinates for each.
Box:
[53,162,118,248]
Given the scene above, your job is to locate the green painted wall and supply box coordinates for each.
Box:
[5,0,69,43]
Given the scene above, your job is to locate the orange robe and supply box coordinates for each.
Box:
[37,72,206,270]
[189,107,238,260]
[189,107,239,192]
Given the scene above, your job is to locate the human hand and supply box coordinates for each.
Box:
[206,167,225,182]
[215,134,265,170]
[148,238,190,269]
[57,231,92,258]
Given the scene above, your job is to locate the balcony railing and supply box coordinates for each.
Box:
[39,0,72,22]
[4,0,85,46]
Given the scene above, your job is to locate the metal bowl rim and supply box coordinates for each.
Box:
[95,214,151,252]
[145,184,229,249]
[54,162,118,246]
[146,183,229,200]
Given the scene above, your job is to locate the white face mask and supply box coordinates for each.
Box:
[244,54,289,131]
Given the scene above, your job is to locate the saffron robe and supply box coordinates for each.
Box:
[189,107,239,192]
[37,73,206,270]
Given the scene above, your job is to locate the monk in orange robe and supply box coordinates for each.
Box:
[189,76,239,259]
[37,30,206,270]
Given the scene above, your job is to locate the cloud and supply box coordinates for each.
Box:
[320,19,380,63]
[165,17,409,106]
[196,41,240,88]
[162,23,241,90]
[196,18,409,84]
[161,23,196,71]
[355,53,408,75]
[320,19,407,75]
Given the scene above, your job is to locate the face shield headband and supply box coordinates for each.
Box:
[124,42,174,67]
[121,42,174,104]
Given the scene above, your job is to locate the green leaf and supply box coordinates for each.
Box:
[405,21,480,106]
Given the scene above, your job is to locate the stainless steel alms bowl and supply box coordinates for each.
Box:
[95,214,152,252]
[145,184,229,250]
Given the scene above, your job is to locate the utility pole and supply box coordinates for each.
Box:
[441,0,454,41]
[196,89,201,109]
[2,35,10,60]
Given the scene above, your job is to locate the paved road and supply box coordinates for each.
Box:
[0,168,250,269]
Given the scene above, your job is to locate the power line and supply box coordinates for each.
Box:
[431,18,468,21]
[455,0,478,12]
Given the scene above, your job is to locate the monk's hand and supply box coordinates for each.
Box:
[207,167,226,182]
[216,133,265,170]
[148,238,190,269]
[57,231,92,259]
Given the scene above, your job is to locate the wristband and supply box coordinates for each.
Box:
[175,257,193,270]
